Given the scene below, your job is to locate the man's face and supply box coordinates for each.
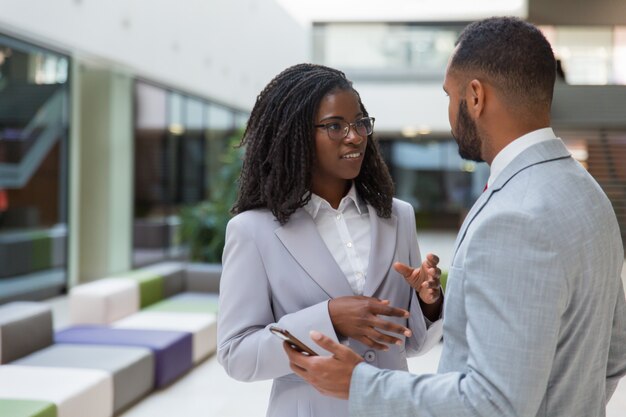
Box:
[443,69,484,163]
[454,98,483,162]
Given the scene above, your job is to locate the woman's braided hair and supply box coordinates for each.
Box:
[232,63,394,225]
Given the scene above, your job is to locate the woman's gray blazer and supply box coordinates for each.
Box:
[217,198,442,417]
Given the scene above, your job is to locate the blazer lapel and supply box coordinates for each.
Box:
[274,209,354,298]
[452,187,493,260]
[363,206,398,296]
[452,138,572,260]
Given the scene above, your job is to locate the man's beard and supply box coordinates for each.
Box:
[452,99,484,162]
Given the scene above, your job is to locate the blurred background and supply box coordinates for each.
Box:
[1,0,625,299]
[0,1,625,415]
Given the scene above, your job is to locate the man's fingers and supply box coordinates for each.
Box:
[289,360,307,374]
[283,341,314,372]
[309,330,347,357]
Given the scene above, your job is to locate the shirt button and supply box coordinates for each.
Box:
[363,350,376,363]
[336,214,341,220]
[356,272,363,278]
[346,242,353,248]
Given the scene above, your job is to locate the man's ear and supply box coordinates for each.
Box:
[467,79,485,117]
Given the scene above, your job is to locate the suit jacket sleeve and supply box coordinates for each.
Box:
[349,210,568,416]
[402,202,443,356]
[606,276,626,401]
[217,215,339,382]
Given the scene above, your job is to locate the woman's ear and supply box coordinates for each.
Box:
[467,79,485,117]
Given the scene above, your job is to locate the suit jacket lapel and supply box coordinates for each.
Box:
[274,209,354,298]
[452,139,572,260]
[363,206,398,296]
[452,188,492,260]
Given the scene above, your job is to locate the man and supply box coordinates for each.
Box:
[285,16,626,416]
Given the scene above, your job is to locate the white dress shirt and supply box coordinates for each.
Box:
[487,127,556,188]
[303,184,370,295]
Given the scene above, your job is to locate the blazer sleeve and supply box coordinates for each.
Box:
[217,215,339,382]
[402,202,443,356]
[350,210,568,417]
[606,276,626,402]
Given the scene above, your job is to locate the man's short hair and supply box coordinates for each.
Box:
[451,17,556,110]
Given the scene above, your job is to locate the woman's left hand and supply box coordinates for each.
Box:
[394,253,442,304]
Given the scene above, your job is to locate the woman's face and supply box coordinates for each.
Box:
[311,89,367,195]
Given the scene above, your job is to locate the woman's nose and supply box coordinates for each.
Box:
[344,125,365,145]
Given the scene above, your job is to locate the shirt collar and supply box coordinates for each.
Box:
[303,182,366,219]
[488,127,556,188]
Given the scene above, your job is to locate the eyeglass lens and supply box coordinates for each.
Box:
[327,118,374,140]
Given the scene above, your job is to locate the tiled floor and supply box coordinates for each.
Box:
[113,342,625,417]
[42,232,626,416]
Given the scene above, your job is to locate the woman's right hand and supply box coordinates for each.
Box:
[328,296,412,350]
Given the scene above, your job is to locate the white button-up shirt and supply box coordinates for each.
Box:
[487,127,556,188]
[304,184,370,295]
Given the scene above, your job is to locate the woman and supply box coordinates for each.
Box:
[217,63,442,417]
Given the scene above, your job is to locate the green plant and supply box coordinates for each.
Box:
[180,130,244,263]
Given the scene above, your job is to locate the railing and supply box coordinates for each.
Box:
[0,87,66,188]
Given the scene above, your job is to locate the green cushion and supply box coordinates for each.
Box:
[146,297,218,314]
[0,399,57,417]
[124,270,164,308]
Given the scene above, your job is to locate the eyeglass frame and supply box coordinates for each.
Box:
[314,117,376,141]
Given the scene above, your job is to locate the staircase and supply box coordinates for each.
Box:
[587,132,626,253]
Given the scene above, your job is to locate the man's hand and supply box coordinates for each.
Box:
[328,296,411,350]
[394,253,442,304]
[284,330,364,400]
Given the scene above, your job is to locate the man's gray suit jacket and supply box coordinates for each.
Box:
[350,137,626,417]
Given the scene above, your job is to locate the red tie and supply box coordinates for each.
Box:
[483,183,488,192]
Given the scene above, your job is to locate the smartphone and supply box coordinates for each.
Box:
[269,326,318,356]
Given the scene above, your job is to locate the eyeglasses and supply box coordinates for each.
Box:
[314,117,375,141]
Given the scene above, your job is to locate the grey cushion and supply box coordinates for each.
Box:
[184,263,222,293]
[14,344,154,413]
[0,302,53,363]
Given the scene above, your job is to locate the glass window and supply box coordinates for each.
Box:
[133,81,170,267]
[314,23,462,79]
[541,25,626,85]
[0,34,70,304]
[205,103,235,198]
[179,98,205,204]
[133,81,242,267]
[382,139,489,229]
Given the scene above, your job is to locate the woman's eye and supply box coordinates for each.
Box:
[327,123,343,131]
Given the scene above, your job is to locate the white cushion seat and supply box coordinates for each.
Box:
[0,365,113,417]
[69,278,139,325]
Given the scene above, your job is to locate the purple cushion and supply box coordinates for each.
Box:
[55,325,192,388]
